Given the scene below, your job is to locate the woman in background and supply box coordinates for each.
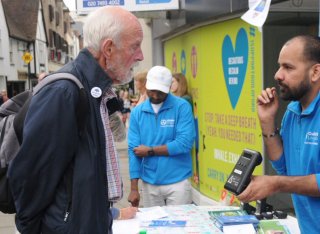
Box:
[121,90,131,127]
[171,73,199,186]
[171,73,192,107]
[132,71,148,106]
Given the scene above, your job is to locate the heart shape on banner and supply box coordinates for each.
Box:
[222,28,248,109]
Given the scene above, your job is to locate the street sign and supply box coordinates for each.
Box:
[22,52,33,64]
[77,0,179,14]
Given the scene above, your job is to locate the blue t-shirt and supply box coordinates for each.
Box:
[272,92,320,234]
[128,94,195,185]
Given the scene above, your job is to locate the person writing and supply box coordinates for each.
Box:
[127,66,195,207]
[111,207,138,220]
[237,35,320,234]
[8,6,144,234]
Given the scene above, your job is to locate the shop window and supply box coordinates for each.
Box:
[50,48,55,61]
[49,5,54,22]
[48,30,52,47]
[55,12,60,26]
[57,50,61,62]
[64,22,67,34]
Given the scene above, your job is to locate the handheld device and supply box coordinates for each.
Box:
[273,210,287,219]
[224,149,262,195]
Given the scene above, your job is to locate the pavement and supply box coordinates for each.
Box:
[114,137,144,210]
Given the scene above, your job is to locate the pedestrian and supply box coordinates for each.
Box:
[237,35,320,234]
[0,92,3,106]
[127,65,195,207]
[108,96,127,142]
[8,6,143,234]
[38,72,48,83]
[121,90,131,127]
[132,71,148,106]
[171,72,192,107]
[1,90,8,103]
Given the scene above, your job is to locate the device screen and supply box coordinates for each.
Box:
[242,152,252,160]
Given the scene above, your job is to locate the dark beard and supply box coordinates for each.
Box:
[278,77,311,101]
[149,98,163,104]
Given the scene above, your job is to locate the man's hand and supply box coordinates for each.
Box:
[257,87,283,161]
[237,175,279,203]
[118,207,138,220]
[134,145,150,157]
[257,87,279,126]
[128,190,140,207]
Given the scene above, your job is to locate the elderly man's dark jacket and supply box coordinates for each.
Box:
[9,49,113,233]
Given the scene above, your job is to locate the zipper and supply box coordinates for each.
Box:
[64,201,71,222]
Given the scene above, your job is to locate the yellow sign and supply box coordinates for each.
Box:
[22,52,33,64]
[164,18,263,205]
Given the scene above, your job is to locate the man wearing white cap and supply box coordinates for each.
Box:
[128,65,195,207]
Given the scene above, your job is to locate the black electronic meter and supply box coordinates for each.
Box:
[224,149,262,195]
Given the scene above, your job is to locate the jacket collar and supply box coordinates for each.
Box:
[74,48,113,94]
[142,93,175,113]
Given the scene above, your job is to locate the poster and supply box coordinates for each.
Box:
[164,18,263,204]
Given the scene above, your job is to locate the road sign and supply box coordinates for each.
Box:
[22,52,33,64]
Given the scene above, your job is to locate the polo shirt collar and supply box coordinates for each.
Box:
[288,92,320,116]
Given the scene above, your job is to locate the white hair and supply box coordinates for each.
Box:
[83,7,125,52]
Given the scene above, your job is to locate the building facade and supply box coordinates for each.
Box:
[0,0,80,97]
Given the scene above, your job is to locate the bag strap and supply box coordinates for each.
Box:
[14,94,33,145]
[36,72,88,136]
[33,73,84,95]
[15,73,88,144]
[0,117,9,165]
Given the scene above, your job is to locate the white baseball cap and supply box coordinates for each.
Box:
[146,66,172,94]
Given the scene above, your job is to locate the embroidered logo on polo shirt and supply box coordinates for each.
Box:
[160,119,175,127]
[305,132,318,145]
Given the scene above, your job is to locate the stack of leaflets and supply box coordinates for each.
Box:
[214,215,260,230]
[208,209,259,231]
[140,220,187,227]
[208,209,247,219]
[257,220,290,234]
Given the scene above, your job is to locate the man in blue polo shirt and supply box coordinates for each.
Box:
[237,35,320,234]
[127,66,195,208]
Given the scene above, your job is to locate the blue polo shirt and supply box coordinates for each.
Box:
[272,92,320,234]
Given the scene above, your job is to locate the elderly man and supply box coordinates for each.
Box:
[9,6,143,234]
[128,66,195,208]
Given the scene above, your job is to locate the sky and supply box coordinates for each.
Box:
[63,0,76,11]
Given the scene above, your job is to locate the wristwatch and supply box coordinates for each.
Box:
[147,147,155,156]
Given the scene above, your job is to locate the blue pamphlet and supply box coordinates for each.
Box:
[148,220,187,227]
[215,215,259,226]
[211,215,259,231]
